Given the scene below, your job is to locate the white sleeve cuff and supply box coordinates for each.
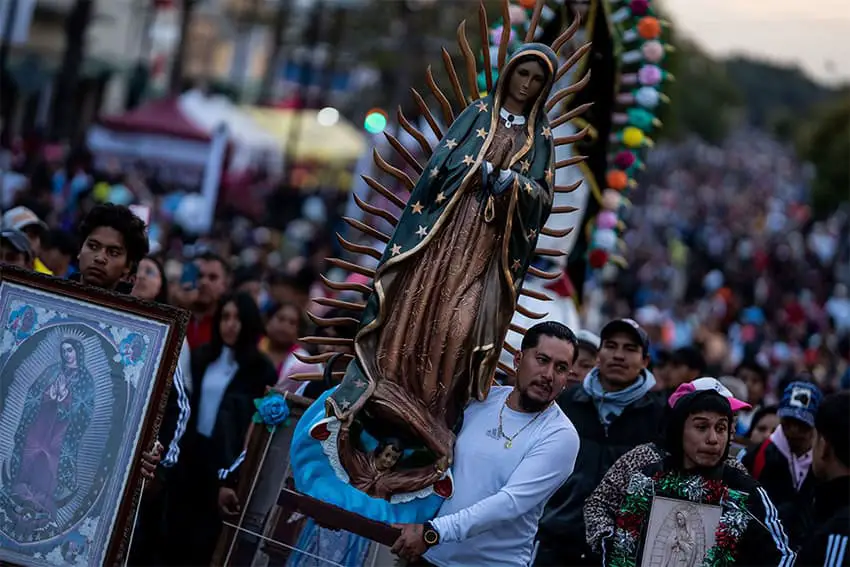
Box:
[431,516,458,543]
[497,169,512,182]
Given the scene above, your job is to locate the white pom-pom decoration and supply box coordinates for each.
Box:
[635,86,660,109]
[593,228,618,251]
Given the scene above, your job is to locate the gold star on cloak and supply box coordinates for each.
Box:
[511,259,522,271]
[528,228,538,239]
[354,379,367,388]
[524,182,534,195]
[435,192,447,204]
[416,225,429,237]
[520,160,531,173]
[445,138,458,149]
[390,244,402,256]
[476,128,488,139]
[462,154,475,166]
[476,101,488,113]
[411,201,424,214]
[430,167,439,178]
[340,400,352,410]
[545,168,553,183]
[542,126,552,138]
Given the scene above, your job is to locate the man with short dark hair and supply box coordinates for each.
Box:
[668,345,706,392]
[796,391,849,567]
[536,318,665,566]
[0,228,34,270]
[75,203,149,291]
[72,204,188,475]
[390,321,581,566]
[185,251,230,348]
[72,204,191,564]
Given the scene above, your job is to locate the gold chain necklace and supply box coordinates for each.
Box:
[497,394,545,449]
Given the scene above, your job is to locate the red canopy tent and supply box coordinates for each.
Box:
[87,98,219,187]
[99,97,210,141]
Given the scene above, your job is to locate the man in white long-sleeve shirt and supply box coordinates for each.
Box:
[391,321,581,566]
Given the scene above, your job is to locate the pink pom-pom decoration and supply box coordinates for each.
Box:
[597,211,619,230]
[602,189,622,211]
[629,0,650,16]
[614,150,636,169]
[638,65,662,86]
[641,40,665,63]
[508,4,528,24]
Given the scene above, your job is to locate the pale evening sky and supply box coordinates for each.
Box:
[663,0,850,85]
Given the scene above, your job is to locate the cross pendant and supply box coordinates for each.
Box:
[504,440,512,449]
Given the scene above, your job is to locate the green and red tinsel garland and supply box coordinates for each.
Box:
[607,471,751,567]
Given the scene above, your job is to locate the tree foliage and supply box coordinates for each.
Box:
[797,95,850,216]
[724,57,834,129]
[660,38,743,144]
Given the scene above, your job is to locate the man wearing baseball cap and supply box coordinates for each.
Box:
[0,228,34,270]
[743,380,822,550]
[1,206,53,274]
[536,319,664,565]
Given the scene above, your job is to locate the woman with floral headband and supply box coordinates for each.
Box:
[584,378,795,567]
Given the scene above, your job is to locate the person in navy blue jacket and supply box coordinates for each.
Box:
[797,391,850,567]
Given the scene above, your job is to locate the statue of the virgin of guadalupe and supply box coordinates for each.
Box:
[293,1,588,506]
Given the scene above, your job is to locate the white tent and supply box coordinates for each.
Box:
[179,90,284,174]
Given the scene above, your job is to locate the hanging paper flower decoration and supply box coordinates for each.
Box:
[641,40,665,63]
[635,86,661,108]
[606,170,629,191]
[593,229,618,251]
[626,108,657,131]
[637,16,661,39]
[629,0,650,16]
[637,64,662,86]
[601,189,622,211]
[614,150,637,169]
[622,127,644,148]
[597,211,619,230]
[584,0,671,271]
[588,249,610,269]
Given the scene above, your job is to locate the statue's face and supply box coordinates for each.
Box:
[507,60,547,108]
[61,342,77,367]
[676,512,686,527]
[375,444,402,472]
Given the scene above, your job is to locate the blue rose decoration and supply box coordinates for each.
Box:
[253,391,291,432]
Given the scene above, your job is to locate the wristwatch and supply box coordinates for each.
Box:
[423,521,440,547]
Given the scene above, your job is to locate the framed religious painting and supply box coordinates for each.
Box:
[640,496,723,567]
[0,266,188,566]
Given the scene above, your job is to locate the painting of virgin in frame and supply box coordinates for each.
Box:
[0,267,188,566]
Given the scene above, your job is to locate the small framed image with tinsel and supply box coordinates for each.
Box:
[0,266,187,567]
[640,496,723,567]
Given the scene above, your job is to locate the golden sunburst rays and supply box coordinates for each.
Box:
[309,0,600,375]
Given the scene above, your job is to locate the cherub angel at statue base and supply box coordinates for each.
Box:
[289,0,588,525]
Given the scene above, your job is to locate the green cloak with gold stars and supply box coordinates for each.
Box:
[327,44,559,447]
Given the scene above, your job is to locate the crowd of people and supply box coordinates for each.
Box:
[0,126,848,567]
